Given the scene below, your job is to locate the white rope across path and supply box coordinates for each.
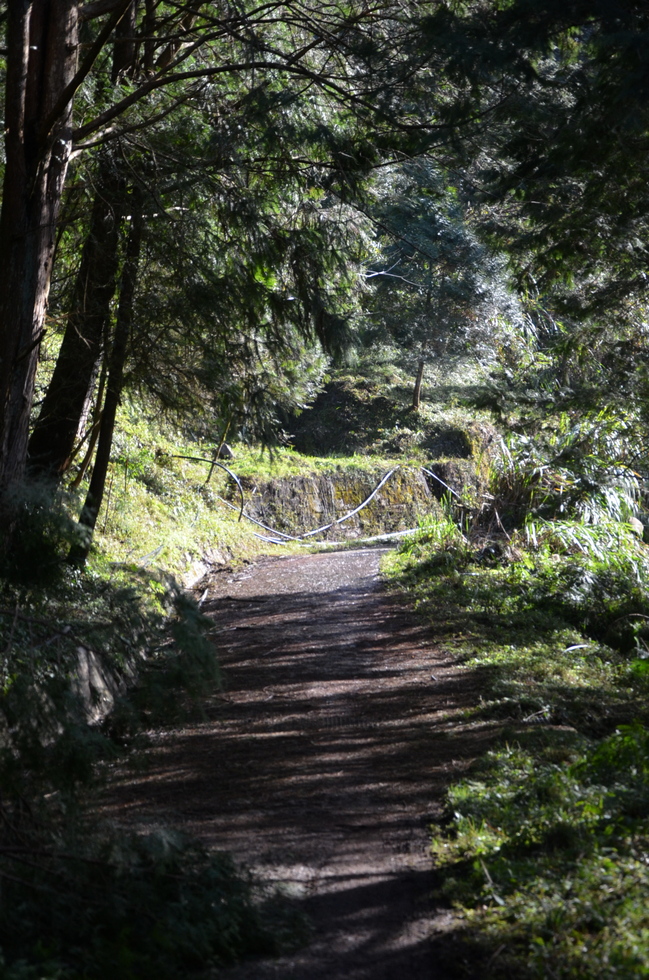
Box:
[211,467,401,542]
[120,464,459,566]
[296,466,401,539]
[210,463,464,545]
[251,527,422,547]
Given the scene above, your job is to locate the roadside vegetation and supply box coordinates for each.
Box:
[0,418,310,979]
[386,410,649,978]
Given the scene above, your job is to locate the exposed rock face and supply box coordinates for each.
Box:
[182,547,231,588]
[424,459,484,503]
[629,517,644,538]
[239,467,442,539]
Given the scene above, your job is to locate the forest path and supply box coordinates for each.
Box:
[103,548,490,979]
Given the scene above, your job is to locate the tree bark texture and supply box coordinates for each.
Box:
[28,158,126,479]
[70,188,143,564]
[412,358,425,411]
[0,0,79,492]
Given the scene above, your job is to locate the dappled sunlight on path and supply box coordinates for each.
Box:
[102,549,491,979]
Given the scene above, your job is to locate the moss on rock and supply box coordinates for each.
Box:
[240,466,442,539]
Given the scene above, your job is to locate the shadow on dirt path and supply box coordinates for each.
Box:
[102,548,493,979]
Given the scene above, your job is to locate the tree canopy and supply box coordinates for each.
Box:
[1,0,649,553]
[0,0,435,507]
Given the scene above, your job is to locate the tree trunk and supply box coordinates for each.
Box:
[69,356,109,490]
[69,188,143,565]
[28,157,126,479]
[0,1,79,494]
[112,0,139,80]
[412,358,425,411]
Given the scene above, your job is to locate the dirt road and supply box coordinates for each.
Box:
[103,548,488,978]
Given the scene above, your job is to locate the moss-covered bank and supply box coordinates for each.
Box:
[237,465,442,539]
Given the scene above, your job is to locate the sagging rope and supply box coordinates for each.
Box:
[295,465,400,539]
[177,460,469,546]
[120,459,468,565]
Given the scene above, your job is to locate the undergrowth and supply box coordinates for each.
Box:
[92,408,278,574]
[283,360,495,459]
[0,561,307,979]
[0,408,317,978]
[386,513,649,978]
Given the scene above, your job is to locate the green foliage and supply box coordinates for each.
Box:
[83,407,276,572]
[485,414,641,529]
[284,374,419,455]
[0,822,299,980]
[387,502,649,976]
[0,561,219,792]
[479,310,649,470]
[453,1,649,315]
[227,445,398,479]
[431,729,649,980]
[1,482,89,585]
[0,545,294,978]
[363,159,522,371]
[121,145,368,448]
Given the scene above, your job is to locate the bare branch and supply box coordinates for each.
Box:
[80,0,128,21]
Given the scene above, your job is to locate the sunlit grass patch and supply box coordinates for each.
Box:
[385,529,644,733]
[451,851,649,979]
[433,732,649,979]
[220,445,401,479]
[385,516,649,977]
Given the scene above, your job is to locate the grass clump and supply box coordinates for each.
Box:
[429,731,649,979]
[385,513,649,978]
